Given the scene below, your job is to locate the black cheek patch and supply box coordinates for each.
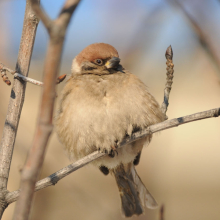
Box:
[82,64,96,71]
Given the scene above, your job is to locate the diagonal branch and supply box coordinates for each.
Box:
[30,0,52,31]
[5,107,220,205]
[57,0,81,27]
[169,0,220,73]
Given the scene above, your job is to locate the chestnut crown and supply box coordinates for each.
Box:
[71,43,122,75]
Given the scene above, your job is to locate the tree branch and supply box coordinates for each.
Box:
[169,0,220,73]
[0,0,39,218]
[12,1,81,220]
[57,0,81,27]
[30,0,52,31]
[5,107,220,205]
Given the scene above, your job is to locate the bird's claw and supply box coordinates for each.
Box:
[108,145,118,158]
[98,145,118,158]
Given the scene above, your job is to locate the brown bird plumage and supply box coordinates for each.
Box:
[55,43,166,217]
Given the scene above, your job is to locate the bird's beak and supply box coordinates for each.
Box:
[105,57,120,69]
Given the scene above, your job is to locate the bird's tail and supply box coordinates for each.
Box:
[113,163,158,217]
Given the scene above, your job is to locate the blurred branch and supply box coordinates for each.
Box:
[0,0,39,218]
[169,0,220,73]
[12,1,81,220]
[5,107,220,205]
[161,46,174,117]
[30,0,52,30]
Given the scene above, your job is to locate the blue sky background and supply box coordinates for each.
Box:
[1,0,191,63]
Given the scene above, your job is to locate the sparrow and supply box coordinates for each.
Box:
[55,43,166,217]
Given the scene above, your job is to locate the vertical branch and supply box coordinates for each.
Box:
[0,0,39,218]
[161,45,174,116]
[12,1,81,220]
[12,41,64,220]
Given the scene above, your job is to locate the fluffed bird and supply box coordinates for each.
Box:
[55,43,166,217]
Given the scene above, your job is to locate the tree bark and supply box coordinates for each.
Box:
[0,0,39,218]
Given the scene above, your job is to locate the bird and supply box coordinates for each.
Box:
[55,43,166,217]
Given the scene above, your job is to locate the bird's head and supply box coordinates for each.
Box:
[71,43,122,75]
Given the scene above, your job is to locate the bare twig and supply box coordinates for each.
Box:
[161,45,174,116]
[14,73,43,86]
[0,62,66,86]
[5,107,220,205]
[14,73,66,86]
[12,1,81,220]
[0,63,15,74]
[0,0,39,218]
[0,62,42,86]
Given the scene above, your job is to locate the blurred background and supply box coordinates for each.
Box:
[0,0,220,219]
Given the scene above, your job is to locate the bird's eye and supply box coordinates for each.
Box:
[95,59,103,65]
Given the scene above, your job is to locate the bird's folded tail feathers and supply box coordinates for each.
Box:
[113,163,158,217]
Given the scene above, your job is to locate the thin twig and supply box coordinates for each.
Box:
[14,72,66,86]
[161,45,174,116]
[14,73,43,86]
[0,62,15,74]
[5,107,220,204]
[0,62,66,86]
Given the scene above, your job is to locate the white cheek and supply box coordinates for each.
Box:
[71,58,81,74]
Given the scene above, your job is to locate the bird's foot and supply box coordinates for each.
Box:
[108,145,118,158]
[98,143,118,158]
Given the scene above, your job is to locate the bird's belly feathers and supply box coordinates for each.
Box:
[55,92,144,168]
[55,74,164,168]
